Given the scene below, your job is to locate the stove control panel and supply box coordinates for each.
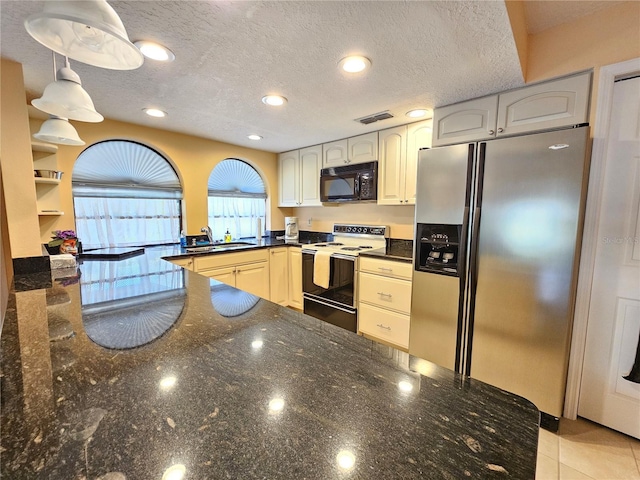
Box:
[333,224,389,237]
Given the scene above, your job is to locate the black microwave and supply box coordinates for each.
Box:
[320,161,378,203]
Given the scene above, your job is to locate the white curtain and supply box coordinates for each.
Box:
[207,196,266,241]
[74,197,180,249]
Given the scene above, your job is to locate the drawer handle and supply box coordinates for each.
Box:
[377,292,392,298]
[378,267,393,272]
[376,323,391,330]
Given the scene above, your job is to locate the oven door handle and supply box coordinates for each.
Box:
[302,251,356,262]
[304,295,356,314]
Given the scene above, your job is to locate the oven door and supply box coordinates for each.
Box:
[320,173,359,202]
[302,251,357,332]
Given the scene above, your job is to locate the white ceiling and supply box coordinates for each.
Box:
[0,1,615,153]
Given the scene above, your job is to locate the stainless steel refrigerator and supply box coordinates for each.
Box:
[409,126,589,418]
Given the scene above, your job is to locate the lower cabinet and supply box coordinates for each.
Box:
[195,249,270,299]
[170,246,303,308]
[167,257,194,271]
[269,247,289,305]
[358,256,412,349]
[288,247,303,309]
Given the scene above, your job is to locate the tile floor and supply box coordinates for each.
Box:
[536,417,640,479]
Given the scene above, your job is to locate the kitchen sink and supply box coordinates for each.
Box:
[185,241,254,253]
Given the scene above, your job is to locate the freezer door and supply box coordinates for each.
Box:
[468,126,589,416]
[409,271,461,370]
[415,144,473,225]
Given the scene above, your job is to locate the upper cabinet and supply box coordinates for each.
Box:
[378,119,432,205]
[278,145,322,207]
[432,71,592,147]
[496,73,591,137]
[322,132,378,167]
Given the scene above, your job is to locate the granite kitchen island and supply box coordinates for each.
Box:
[1,246,539,479]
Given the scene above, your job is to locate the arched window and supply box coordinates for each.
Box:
[72,140,182,249]
[207,159,266,241]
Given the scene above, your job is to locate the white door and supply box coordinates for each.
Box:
[578,76,640,439]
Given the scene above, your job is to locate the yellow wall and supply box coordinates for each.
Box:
[28,117,282,243]
[526,1,640,125]
[295,204,416,240]
[0,59,42,258]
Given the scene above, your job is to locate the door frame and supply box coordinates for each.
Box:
[564,57,640,419]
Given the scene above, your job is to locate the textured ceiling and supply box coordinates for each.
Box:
[0,1,610,153]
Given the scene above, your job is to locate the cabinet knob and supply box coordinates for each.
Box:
[489,130,495,135]
[497,127,504,133]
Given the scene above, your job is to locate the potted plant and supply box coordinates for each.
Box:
[48,230,78,255]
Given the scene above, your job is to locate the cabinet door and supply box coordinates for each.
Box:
[358,302,410,349]
[278,150,300,207]
[269,248,289,305]
[432,95,498,147]
[168,257,194,271]
[377,125,407,205]
[322,139,348,167]
[496,72,591,137]
[405,119,433,205]
[288,247,303,309]
[236,262,270,299]
[299,145,322,206]
[348,132,378,164]
[199,266,236,286]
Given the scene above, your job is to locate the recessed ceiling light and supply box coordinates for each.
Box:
[262,95,287,106]
[339,55,371,73]
[406,109,428,118]
[134,41,175,62]
[144,108,167,118]
[247,134,262,141]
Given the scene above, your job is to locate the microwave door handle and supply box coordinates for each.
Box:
[354,173,361,198]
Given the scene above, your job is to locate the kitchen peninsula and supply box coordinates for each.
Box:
[2,246,539,479]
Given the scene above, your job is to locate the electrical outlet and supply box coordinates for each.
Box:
[307,218,312,226]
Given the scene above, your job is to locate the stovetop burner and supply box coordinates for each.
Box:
[359,245,373,249]
[341,247,361,251]
[327,242,344,246]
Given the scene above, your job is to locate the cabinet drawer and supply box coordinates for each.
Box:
[359,272,411,314]
[194,249,268,271]
[358,303,409,349]
[359,256,412,280]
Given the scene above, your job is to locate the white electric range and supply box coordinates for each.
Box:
[301,224,389,332]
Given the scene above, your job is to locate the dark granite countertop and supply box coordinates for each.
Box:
[162,237,308,261]
[360,239,414,263]
[2,246,539,479]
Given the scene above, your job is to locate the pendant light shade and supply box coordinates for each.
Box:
[33,117,85,146]
[24,1,143,70]
[32,64,103,123]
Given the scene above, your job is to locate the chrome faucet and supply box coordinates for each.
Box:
[201,226,214,244]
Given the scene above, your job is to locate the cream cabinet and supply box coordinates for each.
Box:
[433,71,591,147]
[278,146,322,207]
[269,247,289,305]
[378,120,432,205]
[167,257,194,271]
[322,132,378,167]
[358,256,412,349]
[288,247,303,309]
[195,249,270,299]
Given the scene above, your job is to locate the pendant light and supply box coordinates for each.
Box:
[32,56,103,123]
[24,0,143,71]
[33,116,85,146]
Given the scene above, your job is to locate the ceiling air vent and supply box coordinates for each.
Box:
[355,110,394,125]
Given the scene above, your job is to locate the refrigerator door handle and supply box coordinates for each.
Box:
[465,142,487,375]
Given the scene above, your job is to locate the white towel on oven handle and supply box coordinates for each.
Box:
[313,250,332,289]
